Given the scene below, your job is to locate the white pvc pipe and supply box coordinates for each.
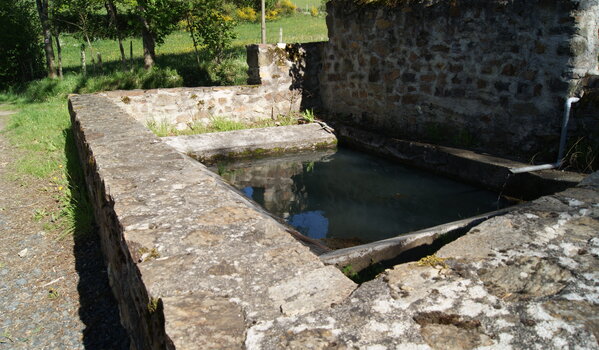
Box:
[509,97,580,174]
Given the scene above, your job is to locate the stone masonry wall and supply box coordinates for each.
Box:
[68,94,356,349]
[320,0,599,159]
[102,44,302,130]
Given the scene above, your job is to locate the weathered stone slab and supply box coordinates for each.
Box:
[246,174,599,349]
[162,123,337,164]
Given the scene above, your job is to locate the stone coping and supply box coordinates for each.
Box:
[70,92,599,349]
[333,123,584,200]
[162,123,337,164]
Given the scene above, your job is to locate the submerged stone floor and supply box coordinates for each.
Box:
[69,93,599,349]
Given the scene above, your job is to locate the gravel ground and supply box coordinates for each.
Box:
[0,109,129,349]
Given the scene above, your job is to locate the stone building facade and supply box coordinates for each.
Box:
[313,0,599,159]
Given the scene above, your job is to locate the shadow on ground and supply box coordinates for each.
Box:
[63,128,130,349]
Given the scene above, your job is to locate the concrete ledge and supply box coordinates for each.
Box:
[163,123,337,164]
[333,123,584,200]
[320,207,514,271]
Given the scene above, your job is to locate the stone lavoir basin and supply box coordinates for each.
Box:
[212,147,513,249]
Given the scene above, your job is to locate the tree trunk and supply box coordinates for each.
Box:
[81,44,86,76]
[140,22,156,69]
[55,34,63,78]
[35,0,56,78]
[84,34,97,73]
[105,0,127,70]
[130,40,133,70]
[186,13,202,70]
[261,0,266,44]
[137,0,155,69]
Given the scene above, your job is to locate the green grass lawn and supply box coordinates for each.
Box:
[59,14,327,77]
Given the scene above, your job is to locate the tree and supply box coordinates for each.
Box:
[35,0,57,78]
[53,0,105,72]
[132,0,181,69]
[0,0,45,88]
[104,0,127,70]
[183,0,236,64]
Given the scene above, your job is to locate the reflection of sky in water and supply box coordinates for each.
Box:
[220,148,510,242]
[288,211,329,239]
[242,186,254,198]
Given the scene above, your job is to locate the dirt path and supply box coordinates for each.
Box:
[0,107,128,349]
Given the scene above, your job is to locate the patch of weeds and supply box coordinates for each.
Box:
[209,116,247,132]
[33,208,48,221]
[47,288,60,300]
[341,264,358,279]
[138,247,161,262]
[0,331,14,344]
[147,297,160,314]
[216,162,237,177]
[146,118,177,137]
[301,109,316,123]
[121,96,131,104]
[564,136,598,173]
[417,254,448,269]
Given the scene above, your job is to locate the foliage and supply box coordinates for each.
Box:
[203,58,248,85]
[266,9,280,21]
[133,0,184,47]
[236,6,258,22]
[278,0,298,15]
[341,265,358,279]
[230,0,277,11]
[0,0,45,89]
[301,109,316,123]
[310,6,319,16]
[184,0,237,62]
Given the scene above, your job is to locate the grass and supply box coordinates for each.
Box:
[0,95,93,239]
[147,114,300,137]
[0,10,328,239]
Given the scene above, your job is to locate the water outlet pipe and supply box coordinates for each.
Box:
[510,97,580,174]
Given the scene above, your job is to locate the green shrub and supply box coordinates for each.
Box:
[236,6,258,22]
[278,0,298,15]
[204,58,248,86]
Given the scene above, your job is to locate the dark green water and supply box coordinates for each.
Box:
[215,148,509,244]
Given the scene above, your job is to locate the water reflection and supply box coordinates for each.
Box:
[214,148,509,244]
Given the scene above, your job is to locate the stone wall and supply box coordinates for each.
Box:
[102,44,302,130]
[68,94,356,349]
[319,0,599,159]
